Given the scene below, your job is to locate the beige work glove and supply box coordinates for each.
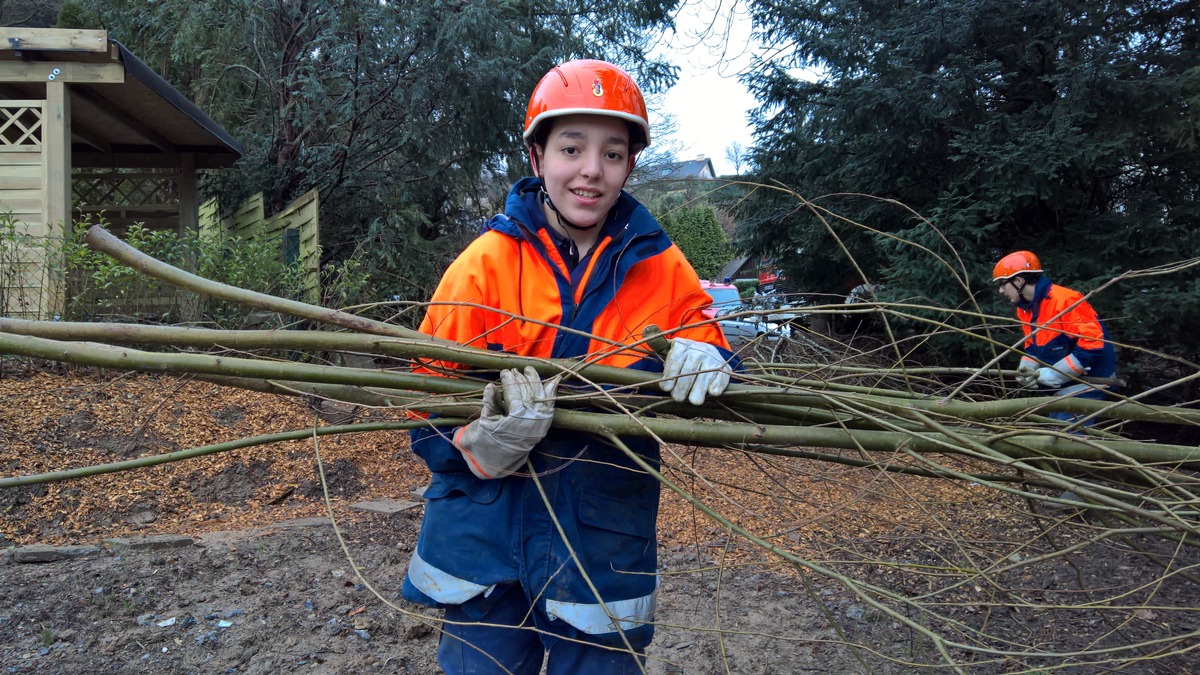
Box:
[1015,356,1039,388]
[660,337,732,406]
[454,367,558,479]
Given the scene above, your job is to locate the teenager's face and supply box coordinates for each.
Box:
[534,114,632,228]
[997,278,1023,305]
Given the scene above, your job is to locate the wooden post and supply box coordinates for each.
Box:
[177,153,201,321]
[178,153,198,234]
[41,80,71,319]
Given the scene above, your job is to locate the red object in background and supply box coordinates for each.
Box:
[698,280,741,319]
[758,257,784,286]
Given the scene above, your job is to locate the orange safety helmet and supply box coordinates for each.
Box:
[523,59,651,152]
[992,251,1043,281]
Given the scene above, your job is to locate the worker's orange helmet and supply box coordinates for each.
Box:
[523,59,650,152]
[993,251,1043,281]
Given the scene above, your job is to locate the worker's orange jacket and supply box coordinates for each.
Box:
[416,197,729,370]
[1015,276,1115,378]
[402,177,734,651]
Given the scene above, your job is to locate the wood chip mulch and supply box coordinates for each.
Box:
[1,365,1014,564]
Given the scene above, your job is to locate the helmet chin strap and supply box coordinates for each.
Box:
[541,189,600,231]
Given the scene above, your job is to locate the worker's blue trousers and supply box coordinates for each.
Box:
[437,584,646,675]
[1048,386,1107,425]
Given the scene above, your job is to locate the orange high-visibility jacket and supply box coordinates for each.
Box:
[403,177,733,650]
[1016,276,1115,377]
[417,188,730,369]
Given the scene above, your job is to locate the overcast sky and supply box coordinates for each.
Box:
[653,2,760,176]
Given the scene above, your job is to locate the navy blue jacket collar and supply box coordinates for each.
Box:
[484,177,659,246]
[1017,275,1053,312]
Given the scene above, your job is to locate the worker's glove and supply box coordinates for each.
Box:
[455,367,558,480]
[660,338,731,406]
[1035,356,1085,390]
[1015,356,1039,388]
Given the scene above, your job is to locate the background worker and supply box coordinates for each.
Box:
[402,59,736,674]
[993,250,1117,420]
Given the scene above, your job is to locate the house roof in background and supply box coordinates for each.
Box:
[717,255,752,283]
[629,155,717,186]
[0,28,242,169]
[660,156,716,180]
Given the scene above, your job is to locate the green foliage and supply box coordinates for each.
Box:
[0,213,44,317]
[3,212,377,328]
[319,251,371,312]
[58,0,679,306]
[60,219,311,328]
[64,220,188,305]
[1,0,60,27]
[655,204,731,281]
[195,233,311,329]
[737,0,1200,364]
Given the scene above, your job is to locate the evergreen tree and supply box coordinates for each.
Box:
[737,0,1200,362]
[58,0,679,310]
[655,204,730,281]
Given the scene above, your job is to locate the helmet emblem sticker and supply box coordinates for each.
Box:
[592,78,604,97]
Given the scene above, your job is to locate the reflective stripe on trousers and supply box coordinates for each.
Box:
[407,548,494,605]
[545,589,657,635]
[410,549,658,636]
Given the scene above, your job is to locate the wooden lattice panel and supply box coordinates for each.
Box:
[73,171,179,207]
[0,104,43,149]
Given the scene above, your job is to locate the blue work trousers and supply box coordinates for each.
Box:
[1048,386,1107,425]
[437,584,646,675]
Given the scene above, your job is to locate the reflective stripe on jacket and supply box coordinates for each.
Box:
[402,177,733,649]
[1016,276,1116,378]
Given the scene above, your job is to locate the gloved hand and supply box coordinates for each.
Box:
[1015,356,1039,388]
[1035,366,1069,389]
[660,337,731,406]
[1035,356,1085,389]
[455,366,558,480]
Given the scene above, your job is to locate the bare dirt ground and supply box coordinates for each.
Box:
[2,362,1198,673]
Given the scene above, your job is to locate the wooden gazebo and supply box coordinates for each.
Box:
[0,27,242,318]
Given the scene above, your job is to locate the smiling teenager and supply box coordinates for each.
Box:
[401,60,737,674]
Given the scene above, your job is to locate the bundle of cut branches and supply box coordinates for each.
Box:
[4,224,1200,672]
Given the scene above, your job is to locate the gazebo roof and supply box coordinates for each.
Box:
[0,28,242,169]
